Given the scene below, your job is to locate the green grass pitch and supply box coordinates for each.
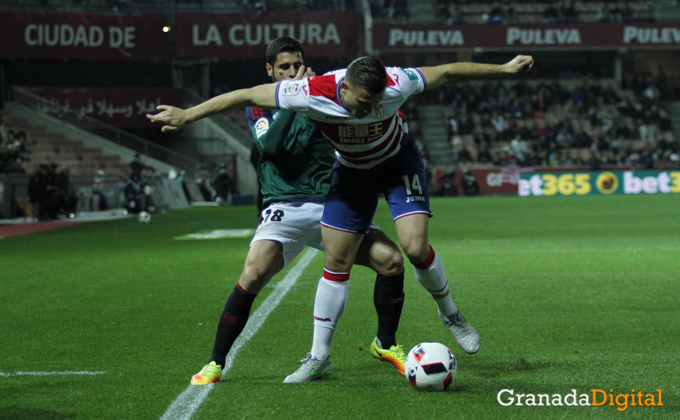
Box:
[1,194,678,419]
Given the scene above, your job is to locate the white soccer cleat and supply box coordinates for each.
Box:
[283,353,333,383]
[441,310,480,354]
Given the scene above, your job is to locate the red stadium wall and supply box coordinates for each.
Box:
[0,12,168,60]
[174,12,359,59]
[0,11,359,61]
[373,23,680,52]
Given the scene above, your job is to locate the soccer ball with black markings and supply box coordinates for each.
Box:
[405,342,457,391]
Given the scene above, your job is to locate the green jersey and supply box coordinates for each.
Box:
[246,107,335,206]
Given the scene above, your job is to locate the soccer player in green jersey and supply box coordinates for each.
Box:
[188,37,407,385]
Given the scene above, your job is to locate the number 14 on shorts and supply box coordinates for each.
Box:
[403,174,423,201]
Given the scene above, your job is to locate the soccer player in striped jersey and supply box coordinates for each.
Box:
[174,38,407,385]
[148,51,534,372]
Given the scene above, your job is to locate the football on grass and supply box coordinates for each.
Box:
[405,342,457,391]
[138,211,151,223]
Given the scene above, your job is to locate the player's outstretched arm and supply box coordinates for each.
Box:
[147,83,278,132]
[418,55,534,91]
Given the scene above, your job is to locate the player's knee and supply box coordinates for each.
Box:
[240,262,269,291]
[378,247,404,276]
[402,241,430,265]
[323,252,355,272]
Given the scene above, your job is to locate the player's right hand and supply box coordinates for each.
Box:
[147,105,187,132]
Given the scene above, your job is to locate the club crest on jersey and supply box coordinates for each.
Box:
[255,117,269,138]
[283,83,301,96]
[404,69,419,81]
[375,105,384,119]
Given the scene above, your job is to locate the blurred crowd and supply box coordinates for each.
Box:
[369,0,410,22]
[405,69,679,169]
[370,0,654,24]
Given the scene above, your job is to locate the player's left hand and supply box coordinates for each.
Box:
[147,105,187,132]
[504,55,534,74]
[295,65,316,80]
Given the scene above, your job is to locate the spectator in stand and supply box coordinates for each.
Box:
[370,0,387,18]
[436,170,458,197]
[486,1,513,24]
[457,146,473,165]
[435,0,449,24]
[390,0,409,22]
[658,110,672,132]
[213,163,235,205]
[588,151,601,170]
[562,1,578,23]
[458,114,473,134]
[28,164,59,220]
[597,3,612,23]
[448,116,458,138]
[244,0,267,13]
[544,3,559,23]
[460,168,480,196]
[57,166,78,217]
[130,153,146,175]
[666,145,680,168]
[124,172,147,214]
[49,163,59,188]
[0,116,30,174]
[656,65,668,100]
[91,170,109,211]
[477,143,494,165]
[510,134,530,164]
[0,116,10,144]
[445,3,463,25]
[196,177,214,202]
[491,113,504,136]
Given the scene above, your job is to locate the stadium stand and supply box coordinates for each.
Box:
[0,0,652,21]
[371,0,656,24]
[412,72,679,169]
[1,109,141,177]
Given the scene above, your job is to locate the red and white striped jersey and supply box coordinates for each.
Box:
[275,67,427,169]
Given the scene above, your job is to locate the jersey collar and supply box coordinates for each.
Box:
[336,76,349,112]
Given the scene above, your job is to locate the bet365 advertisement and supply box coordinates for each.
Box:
[518,170,680,197]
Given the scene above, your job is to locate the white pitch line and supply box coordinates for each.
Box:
[0,371,105,377]
[160,248,318,420]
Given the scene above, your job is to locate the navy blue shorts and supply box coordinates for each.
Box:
[321,138,432,233]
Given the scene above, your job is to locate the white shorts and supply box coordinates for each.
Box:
[251,201,380,268]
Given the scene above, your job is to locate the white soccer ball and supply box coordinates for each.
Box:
[138,211,151,223]
[405,342,457,391]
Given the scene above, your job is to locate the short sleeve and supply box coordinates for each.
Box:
[275,79,310,112]
[387,67,427,99]
[246,107,274,140]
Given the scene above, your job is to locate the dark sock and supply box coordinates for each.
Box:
[373,272,404,349]
[209,284,256,367]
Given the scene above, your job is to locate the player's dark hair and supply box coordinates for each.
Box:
[346,56,387,95]
[266,37,304,66]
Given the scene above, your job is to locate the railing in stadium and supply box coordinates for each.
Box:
[184,89,254,152]
[11,86,199,172]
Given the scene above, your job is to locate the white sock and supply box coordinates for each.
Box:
[310,271,349,360]
[413,251,457,317]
